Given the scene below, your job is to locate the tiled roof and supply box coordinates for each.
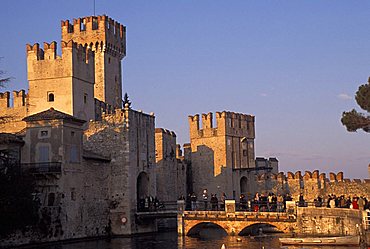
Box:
[0,133,24,145]
[23,108,86,124]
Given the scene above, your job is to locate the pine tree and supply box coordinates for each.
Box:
[341,78,370,133]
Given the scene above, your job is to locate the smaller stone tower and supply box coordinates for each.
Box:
[188,111,256,198]
[27,41,95,122]
[61,15,126,109]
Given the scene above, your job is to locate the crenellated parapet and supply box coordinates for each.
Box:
[155,128,177,137]
[12,90,27,108]
[188,111,255,139]
[255,169,370,201]
[0,89,28,134]
[61,15,126,59]
[27,41,94,82]
[0,90,28,110]
[0,91,10,109]
[155,128,177,162]
[94,98,114,120]
[329,172,344,182]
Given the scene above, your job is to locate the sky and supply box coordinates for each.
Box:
[0,1,369,178]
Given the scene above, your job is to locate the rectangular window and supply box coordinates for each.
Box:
[70,145,79,163]
[38,145,49,162]
[38,128,51,139]
[71,188,76,201]
[40,130,48,137]
[84,94,87,104]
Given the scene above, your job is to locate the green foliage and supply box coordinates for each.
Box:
[341,109,370,132]
[355,82,370,112]
[0,155,39,236]
[341,80,370,133]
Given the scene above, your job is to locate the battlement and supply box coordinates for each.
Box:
[94,98,114,120]
[61,15,126,59]
[0,91,10,108]
[188,111,255,139]
[155,128,176,137]
[12,90,26,108]
[27,41,94,82]
[0,90,27,110]
[268,170,345,183]
[27,41,94,63]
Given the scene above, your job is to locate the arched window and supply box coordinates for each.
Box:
[240,177,248,195]
[48,93,54,102]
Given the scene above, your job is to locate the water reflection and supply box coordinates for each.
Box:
[25,232,364,249]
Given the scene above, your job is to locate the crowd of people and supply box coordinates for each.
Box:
[318,194,370,210]
[182,191,370,212]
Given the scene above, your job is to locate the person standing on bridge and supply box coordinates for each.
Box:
[220,192,227,210]
[191,192,197,211]
[277,194,283,212]
[203,189,209,211]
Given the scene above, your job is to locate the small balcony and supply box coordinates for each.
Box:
[21,162,62,175]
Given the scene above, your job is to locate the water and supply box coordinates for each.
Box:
[25,232,363,249]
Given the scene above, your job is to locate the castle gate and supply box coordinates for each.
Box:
[137,172,149,203]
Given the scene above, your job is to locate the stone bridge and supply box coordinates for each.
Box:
[178,210,297,236]
[177,201,366,237]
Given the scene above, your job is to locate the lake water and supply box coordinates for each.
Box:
[28,231,364,249]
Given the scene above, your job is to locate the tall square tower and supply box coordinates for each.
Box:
[61,15,126,109]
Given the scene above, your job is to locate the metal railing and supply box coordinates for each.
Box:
[184,201,289,212]
[21,162,62,174]
[137,200,178,213]
[364,211,370,230]
[183,200,329,212]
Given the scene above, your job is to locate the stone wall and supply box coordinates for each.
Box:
[253,170,370,202]
[155,128,187,202]
[297,207,363,236]
[84,107,156,235]
[0,90,28,133]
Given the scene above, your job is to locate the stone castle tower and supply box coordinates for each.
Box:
[27,41,95,121]
[61,16,126,109]
[0,15,126,133]
[188,111,256,197]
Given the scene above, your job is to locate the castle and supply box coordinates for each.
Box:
[0,14,369,247]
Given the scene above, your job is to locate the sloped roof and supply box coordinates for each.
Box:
[0,133,24,145]
[23,108,86,124]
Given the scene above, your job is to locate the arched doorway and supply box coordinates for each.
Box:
[137,172,149,211]
[240,176,248,195]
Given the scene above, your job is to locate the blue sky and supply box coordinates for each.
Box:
[0,1,369,178]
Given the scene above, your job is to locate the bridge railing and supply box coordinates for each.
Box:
[137,201,178,213]
[184,200,293,213]
[364,210,370,230]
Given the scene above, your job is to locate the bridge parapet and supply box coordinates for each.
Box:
[178,207,366,237]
